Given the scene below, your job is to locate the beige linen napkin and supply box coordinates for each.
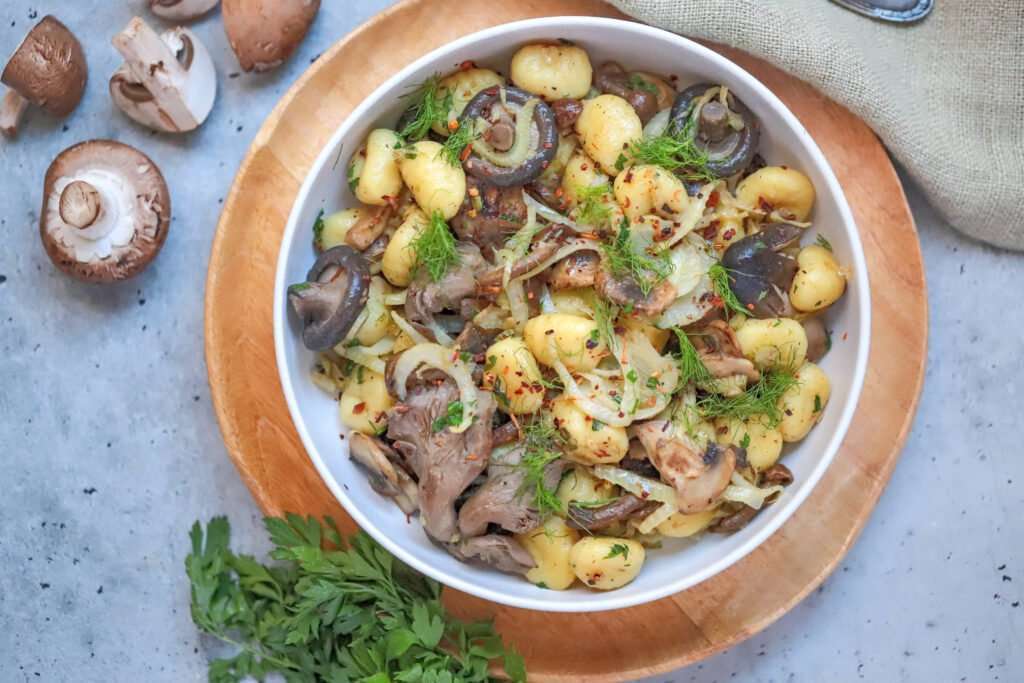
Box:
[609,0,1024,251]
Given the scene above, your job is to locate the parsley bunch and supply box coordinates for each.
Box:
[186,515,525,683]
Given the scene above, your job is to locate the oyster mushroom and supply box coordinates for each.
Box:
[594,267,677,318]
[1,16,87,137]
[222,0,321,73]
[110,17,216,133]
[460,86,558,187]
[349,433,419,515]
[148,0,220,22]
[668,83,760,177]
[721,223,803,318]
[39,140,170,282]
[566,494,658,532]
[287,245,370,351]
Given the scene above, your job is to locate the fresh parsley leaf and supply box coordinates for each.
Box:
[605,543,630,560]
[432,400,464,432]
[813,394,822,412]
[412,210,459,282]
[591,418,605,432]
[739,432,751,450]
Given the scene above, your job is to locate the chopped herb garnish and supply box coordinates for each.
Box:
[591,419,605,432]
[602,217,674,297]
[398,74,452,142]
[431,400,464,432]
[346,163,359,193]
[186,515,526,682]
[626,369,639,383]
[673,328,713,386]
[708,263,750,317]
[573,496,622,509]
[485,354,498,370]
[824,328,833,352]
[412,210,459,282]
[516,416,569,518]
[627,74,658,94]
[459,351,473,363]
[289,282,311,293]
[535,582,549,589]
[591,299,617,351]
[815,234,833,252]
[646,376,660,390]
[813,394,822,412]
[614,153,628,172]
[439,119,478,166]
[739,432,751,450]
[605,543,630,560]
[311,209,325,249]
[627,115,715,182]
[696,370,799,426]
[574,183,613,227]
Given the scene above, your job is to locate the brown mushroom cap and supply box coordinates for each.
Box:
[222,0,320,73]
[148,0,220,22]
[2,15,87,117]
[40,140,171,282]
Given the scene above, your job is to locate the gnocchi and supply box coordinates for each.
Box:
[790,244,847,312]
[517,516,580,590]
[339,369,392,435]
[561,150,610,206]
[551,397,629,465]
[736,166,816,221]
[613,164,689,219]
[715,415,784,471]
[354,129,403,206]
[381,208,427,287]
[398,140,466,219]
[657,509,718,538]
[523,313,607,372]
[483,337,546,415]
[575,94,643,175]
[777,362,831,442]
[569,537,645,590]
[735,318,808,371]
[316,208,363,251]
[510,43,593,100]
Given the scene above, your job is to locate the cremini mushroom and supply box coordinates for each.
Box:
[109,17,216,133]
[40,140,171,282]
[148,0,220,22]
[222,0,321,73]
[1,16,87,137]
[287,245,371,351]
[668,83,760,178]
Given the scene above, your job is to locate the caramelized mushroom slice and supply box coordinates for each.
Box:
[287,246,370,350]
[668,83,760,177]
[594,267,677,318]
[721,223,802,318]
[802,316,829,363]
[567,494,658,532]
[593,62,664,124]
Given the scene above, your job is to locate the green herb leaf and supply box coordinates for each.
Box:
[398,74,452,142]
[432,400,464,432]
[574,183,613,227]
[439,118,478,166]
[627,74,658,94]
[516,415,569,518]
[813,394,822,412]
[673,328,714,386]
[708,263,751,317]
[311,209,325,250]
[412,210,459,282]
[627,115,715,182]
[739,432,751,450]
[605,543,630,560]
[696,370,799,426]
[591,419,605,432]
[815,234,833,252]
[602,218,674,297]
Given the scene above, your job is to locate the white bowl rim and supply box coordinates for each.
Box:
[273,16,872,613]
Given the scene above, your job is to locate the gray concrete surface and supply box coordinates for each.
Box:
[1,2,1021,681]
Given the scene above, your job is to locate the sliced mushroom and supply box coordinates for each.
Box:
[222,0,321,73]
[668,83,760,177]
[594,267,677,318]
[593,62,663,124]
[566,494,657,532]
[691,319,760,384]
[148,0,220,22]
[721,223,802,318]
[349,433,419,515]
[460,86,558,187]
[802,316,829,363]
[446,535,535,575]
[287,245,370,351]
[110,18,216,133]
[548,250,600,290]
[632,420,737,514]
[39,140,170,282]
[344,203,393,251]
[1,16,87,137]
[708,504,758,534]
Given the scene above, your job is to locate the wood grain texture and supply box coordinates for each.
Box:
[204,0,928,679]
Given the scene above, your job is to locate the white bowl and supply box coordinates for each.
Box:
[274,17,871,613]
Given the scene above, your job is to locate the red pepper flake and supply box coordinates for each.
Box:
[554,187,564,197]
[707,190,720,208]
[722,227,736,241]
[842,331,849,341]
[353,402,366,415]
[543,142,553,149]
[466,452,479,461]
[758,197,774,212]
[460,144,473,162]
[580,163,589,171]
[448,119,460,132]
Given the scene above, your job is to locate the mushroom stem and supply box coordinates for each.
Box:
[112,17,199,131]
[0,90,29,137]
[59,180,102,229]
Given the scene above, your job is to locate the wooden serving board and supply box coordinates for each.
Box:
[204,0,927,679]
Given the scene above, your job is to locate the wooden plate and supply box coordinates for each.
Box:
[204,0,927,679]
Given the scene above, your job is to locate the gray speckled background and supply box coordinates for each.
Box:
[0,2,1021,682]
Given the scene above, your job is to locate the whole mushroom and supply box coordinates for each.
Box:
[668,83,760,178]
[287,245,371,351]
[110,17,216,133]
[1,16,87,138]
[222,0,321,73]
[721,223,803,318]
[148,0,220,22]
[40,140,171,282]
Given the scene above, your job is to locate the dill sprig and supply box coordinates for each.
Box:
[696,369,799,426]
[574,184,613,227]
[708,263,750,317]
[412,210,459,282]
[602,218,674,297]
[516,415,568,518]
[591,298,618,351]
[399,74,453,142]
[439,119,478,166]
[628,116,715,182]
[673,327,714,386]
[815,234,833,252]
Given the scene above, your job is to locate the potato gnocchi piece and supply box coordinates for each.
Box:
[613,163,689,219]
[356,277,395,346]
[523,313,606,372]
[483,337,546,415]
[715,415,784,471]
[354,129,403,206]
[569,537,645,590]
[381,208,427,287]
[736,166,815,222]
[510,42,593,100]
[316,208,364,251]
[657,509,718,538]
[517,516,580,590]
[790,244,847,312]
[735,318,808,371]
[551,397,629,465]
[575,94,643,175]
[777,362,831,442]
[435,67,505,134]
[397,140,466,219]
[339,369,392,435]
[556,465,618,510]
[561,150,610,206]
